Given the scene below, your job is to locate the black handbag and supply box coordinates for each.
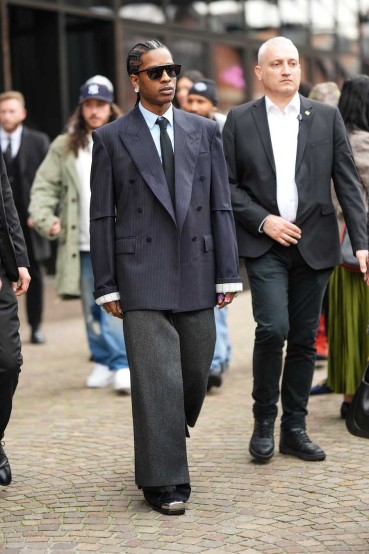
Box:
[340,225,360,272]
[346,361,369,439]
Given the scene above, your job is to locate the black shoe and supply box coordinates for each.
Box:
[280,428,326,461]
[143,489,185,516]
[340,401,351,419]
[249,419,275,462]
[207,368,223,391]
[0,444,12,486]
[310,378,333,395]
[31,326,46,344]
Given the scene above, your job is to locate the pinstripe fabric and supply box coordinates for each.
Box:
[90,106,242,312]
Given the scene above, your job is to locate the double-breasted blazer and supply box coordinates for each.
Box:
[222,95,368,270]
[0,153,28,281]
[90,105,241,312]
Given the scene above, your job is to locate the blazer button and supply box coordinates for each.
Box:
[271,201,276,206]
[71,225,76,229]
[146,237,152,243]
[199,176,205,181]
[129,179,135,184]
[197,205,203,211]
[72,253,77,258]
[137,208,143,213]
[71,198,76,202]
[192,236,197,241]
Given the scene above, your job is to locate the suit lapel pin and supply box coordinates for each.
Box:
[304,111,310,116]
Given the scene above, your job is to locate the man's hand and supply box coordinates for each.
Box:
[102,300,123,319]
[355,249,369,284]
[49,218,61,236]
[12,267,31,297]
[217,292,237,309]
[27,216,34,228]
[262,215,302,246]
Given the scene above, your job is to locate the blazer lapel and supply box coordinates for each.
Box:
[173,108,201,233]
[295,95,313,174]
[118,107,176,225]
[251,97,276,174]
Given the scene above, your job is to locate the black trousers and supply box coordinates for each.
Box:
[245,244,332,429]
[123,308,216,488]
[0,259,22,439]
[24,234,44,329]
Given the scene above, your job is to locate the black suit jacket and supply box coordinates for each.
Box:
[0,153,29,280]
[90,105,241,312]
[223,95,368,270]
[16,126,50,261]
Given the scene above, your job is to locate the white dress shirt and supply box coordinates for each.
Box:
[0,125,23,158]
[265,93,300,223]
[76,135,93,252]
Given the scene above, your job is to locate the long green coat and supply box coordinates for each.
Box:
[29,134,81,298]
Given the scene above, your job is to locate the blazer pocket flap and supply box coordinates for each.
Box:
[204,234,214,252]
[321,204,335,215]
[115,237,136,254]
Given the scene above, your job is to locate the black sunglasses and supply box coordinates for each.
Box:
[135,64,181,80]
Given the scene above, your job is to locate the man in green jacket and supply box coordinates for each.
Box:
[29,76,131,394]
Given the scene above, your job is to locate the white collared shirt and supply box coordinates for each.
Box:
[139,102,174,159]
[76,135,93,252]
[0,125,23,158]
[265,93,300,222]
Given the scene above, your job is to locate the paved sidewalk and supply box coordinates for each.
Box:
[0,279,369,553]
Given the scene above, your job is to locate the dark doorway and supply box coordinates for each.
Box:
[9,6,61,138]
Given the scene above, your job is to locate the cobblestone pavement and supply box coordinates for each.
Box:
[0,278,369,553]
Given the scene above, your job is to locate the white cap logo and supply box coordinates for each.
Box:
[88,84,99,95]
[194,82,207,92]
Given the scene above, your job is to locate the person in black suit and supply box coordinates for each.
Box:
[90,40,242,515]
[0,91,50,344]
[0,151,31,486]
[223,36,369,463]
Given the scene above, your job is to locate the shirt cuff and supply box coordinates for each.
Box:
[215,282,243,293]
[95,292,121,305]
[258,216,268,233]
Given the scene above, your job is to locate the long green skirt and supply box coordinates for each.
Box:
[327,266,369,394]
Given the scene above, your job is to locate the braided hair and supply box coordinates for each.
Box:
[127,40,170,105]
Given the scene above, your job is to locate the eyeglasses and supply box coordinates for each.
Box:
[135,64,181,81]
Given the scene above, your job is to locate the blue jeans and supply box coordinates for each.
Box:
[211,306,231,373]
[80,252,128,370]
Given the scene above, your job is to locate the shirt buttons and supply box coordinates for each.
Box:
[192,236,197,241]
[137,208,143,213]
[146,237,152,243]
[197,205,203,211]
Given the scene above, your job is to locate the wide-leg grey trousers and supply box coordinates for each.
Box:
[123,308,216,488]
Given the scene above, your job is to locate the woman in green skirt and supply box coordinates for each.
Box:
[328,75,369,418]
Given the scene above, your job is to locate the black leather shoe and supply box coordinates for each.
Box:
[280,428,326,461]
[143,489,185,516]
[207,368,223,391]
[31,327,46,344]
[0,444,12,486]
[249,419,275,462]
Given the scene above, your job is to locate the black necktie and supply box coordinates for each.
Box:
[3,136,12,165]
[156,117,175,206]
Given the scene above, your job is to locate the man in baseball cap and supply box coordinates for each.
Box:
[186,78,227,132]
[30,77,131,394]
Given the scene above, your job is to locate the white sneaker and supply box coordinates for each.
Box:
[86,363,114,388]
[114,368,131,394]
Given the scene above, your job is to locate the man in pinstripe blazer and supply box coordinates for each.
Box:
[90,40,242,516]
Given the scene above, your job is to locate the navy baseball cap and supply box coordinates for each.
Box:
[79,82,113,104]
